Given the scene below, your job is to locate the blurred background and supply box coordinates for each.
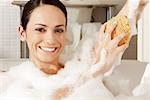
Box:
[0,0,149,94]
[0,0,138,60]
[0,0,20,59]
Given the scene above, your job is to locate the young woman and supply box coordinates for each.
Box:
[0,0,148,100]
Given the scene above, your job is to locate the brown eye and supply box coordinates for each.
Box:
[35,28,46,33]
[54,28,64,33]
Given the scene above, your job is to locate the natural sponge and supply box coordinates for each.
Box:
[106,16,131,46]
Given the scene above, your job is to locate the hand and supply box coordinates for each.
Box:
[90,22,129,77]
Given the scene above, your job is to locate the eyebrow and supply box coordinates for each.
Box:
[35,24,47,27]
[55,24,65,27]
[34,24,65,28]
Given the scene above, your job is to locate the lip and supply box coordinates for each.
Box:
[40,46,56,52]
[38,46,60,55]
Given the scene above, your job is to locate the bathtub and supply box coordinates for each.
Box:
[0,59,148,95]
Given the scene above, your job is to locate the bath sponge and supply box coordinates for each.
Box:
[106,16,131,46]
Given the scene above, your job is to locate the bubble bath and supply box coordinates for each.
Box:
[0,0,149,100]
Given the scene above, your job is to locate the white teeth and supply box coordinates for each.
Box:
[40,47,56,52]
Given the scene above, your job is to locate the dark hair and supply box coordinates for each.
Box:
[21,0,67,30]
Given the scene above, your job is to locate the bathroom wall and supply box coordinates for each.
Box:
[0,0,20,59]
[0,0,137,59]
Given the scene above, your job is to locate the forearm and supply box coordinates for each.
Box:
[117,0,148,20]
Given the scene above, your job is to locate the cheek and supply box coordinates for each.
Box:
[57,34,65,45]
[61,35,66,47]
[26,33,43,49]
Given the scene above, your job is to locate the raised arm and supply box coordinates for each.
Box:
[93,0,148,76]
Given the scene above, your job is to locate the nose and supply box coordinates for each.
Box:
[44,30,56,43]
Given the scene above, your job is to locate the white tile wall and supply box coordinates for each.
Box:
[138,2,150,62]
[0,0,20,59]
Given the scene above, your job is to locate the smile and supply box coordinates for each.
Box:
[39,46,57,52]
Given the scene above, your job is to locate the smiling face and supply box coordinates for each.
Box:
[18,5,66,66]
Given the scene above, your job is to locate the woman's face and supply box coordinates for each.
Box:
[19,5,66,64]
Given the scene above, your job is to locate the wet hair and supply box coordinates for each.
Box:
[21,0,67,30]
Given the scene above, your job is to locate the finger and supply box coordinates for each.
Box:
[111,32,128,47]
[100,48,107,65]
[106,32,127,50]
[99,33,111,50]
[126,34,132,45]
[114,44,128,56]
[105,21,117,35]
[99,23,107,40]
[105,32,112,42]
[89,48,108,77]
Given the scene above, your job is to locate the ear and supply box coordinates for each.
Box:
[17,25,27,41]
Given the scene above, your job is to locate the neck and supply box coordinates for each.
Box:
[30,57,64,75]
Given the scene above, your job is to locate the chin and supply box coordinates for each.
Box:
[38,55,58,63]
